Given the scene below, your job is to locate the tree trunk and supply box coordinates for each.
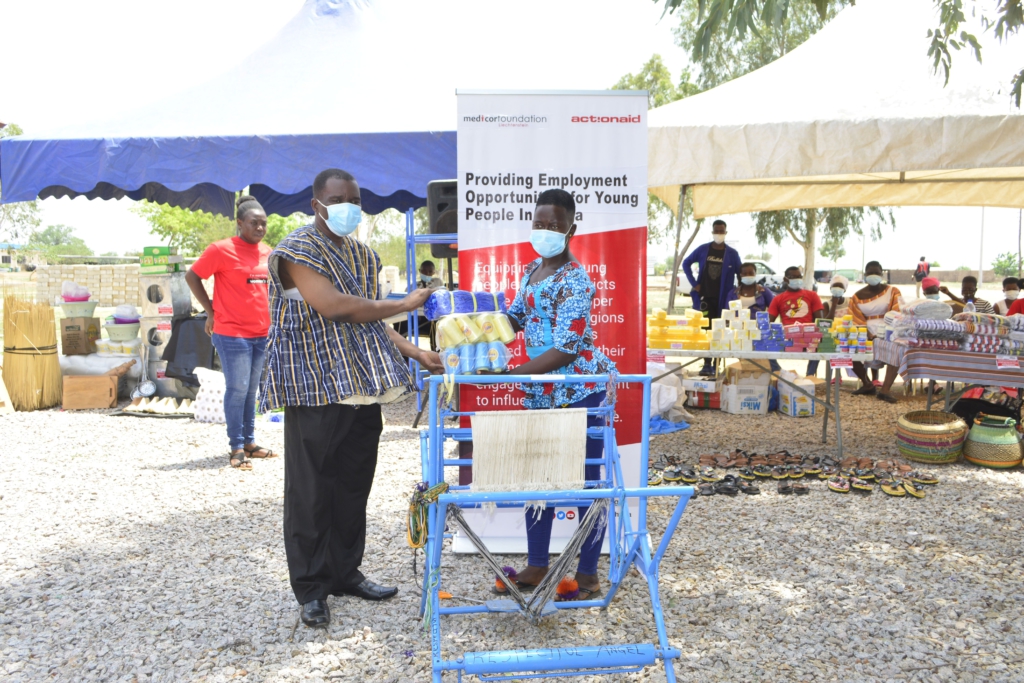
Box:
[803,209,820,287]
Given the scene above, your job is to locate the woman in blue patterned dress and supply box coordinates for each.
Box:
[495,188,615,601]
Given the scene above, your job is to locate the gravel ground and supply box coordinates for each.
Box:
[3,380,1024,682]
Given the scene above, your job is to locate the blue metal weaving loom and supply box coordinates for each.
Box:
[419,373,693,682]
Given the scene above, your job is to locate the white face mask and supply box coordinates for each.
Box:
[1007,290,1020,300]
[712,234,726,244]
[830,287,845,298]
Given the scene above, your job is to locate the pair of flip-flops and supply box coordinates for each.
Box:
[777,480,809,495]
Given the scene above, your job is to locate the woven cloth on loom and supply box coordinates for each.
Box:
[424,290,507,320]
[900,299,954,320]
[897,338,960,350]
[470,408,588,492]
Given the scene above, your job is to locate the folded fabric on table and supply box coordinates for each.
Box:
[895,338,960,350]
[1009,314,1024,332]
[962,340,1004,353]
[424,290,507,320]
[960,322,1010,337]
[1001,339,1024,355]
[892,318,964,341]
[953,311,1010,327]
[899,299,953,320]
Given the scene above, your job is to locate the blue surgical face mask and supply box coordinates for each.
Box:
[317,199,361,236]
[787,279,803,290]
[831,287,845,298]
[925,293,941,300]
[865,274,883,286]
[740,276,756,286]
[419,273,433,284]
[530,229,568,258]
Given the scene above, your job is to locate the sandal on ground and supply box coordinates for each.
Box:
[738,480,760,495]
[491,568,541,595]
[850,477,873,492]
[697,483,716,496]
[573,585,603,601]
[902,479,926,499]
[648,468,663,486]
[700,467,722,483]
[777,481,794,495]
[244,444,277,458]
[714,482,740,496]
[880,479,906,497]
[229,450,253,470]
[678,467,699,484]
[793,482,810,495]
[852,385,877,396]
[753,465,773,478]
[827,476,850,493]
[662,466,684,482]
[908,471,939,485]
[771,467,789,480]
[737,467,756,481]
[876,392,898,404]
[788,467,805,479]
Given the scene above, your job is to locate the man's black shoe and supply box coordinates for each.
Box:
[338,579,398,601]
[300,599,330,628]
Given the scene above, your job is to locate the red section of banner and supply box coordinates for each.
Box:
[459,226,647,447]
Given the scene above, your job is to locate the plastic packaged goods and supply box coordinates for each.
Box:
[441,341,511,375]
[452,313,484,344]
[121,338,143,356]
[95,339,112,355]
[424,290,506,320]
[436,316,467,347]
[478,313,500,342]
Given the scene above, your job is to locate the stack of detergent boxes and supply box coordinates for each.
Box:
[647,309,711,350]
[783,322,824,352]
[709,300,760,351]
[751,311,786,352]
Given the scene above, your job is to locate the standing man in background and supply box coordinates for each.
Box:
[682,219,742,376]
[913,257,930,298]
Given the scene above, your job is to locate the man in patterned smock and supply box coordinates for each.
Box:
[260,169,442,629]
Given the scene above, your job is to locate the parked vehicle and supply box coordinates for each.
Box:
[675,260,784,295]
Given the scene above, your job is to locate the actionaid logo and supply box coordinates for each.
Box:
[570,115,642,123]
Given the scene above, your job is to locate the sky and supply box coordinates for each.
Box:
[2,0,1021,273]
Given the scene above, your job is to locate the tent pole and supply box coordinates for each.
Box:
[979,207,985,286]
[1018,208,1022,278]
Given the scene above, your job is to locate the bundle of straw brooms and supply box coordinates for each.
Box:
[2,295,61,411]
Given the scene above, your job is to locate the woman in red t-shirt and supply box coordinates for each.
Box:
[186,195,274,470]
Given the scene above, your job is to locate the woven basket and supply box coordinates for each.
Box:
[896,410,968,464]
[964,414,1022,468]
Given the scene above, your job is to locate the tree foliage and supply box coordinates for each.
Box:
[659,0,1022,106]
[818,230,846,266]
[612,54,701,246]
[755,207,893,275]
[992,251,1021,277]
[132,200,306,255]
[27,224,94,263]
[0,124,42,244]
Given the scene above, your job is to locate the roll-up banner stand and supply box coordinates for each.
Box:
[454,90,647,552]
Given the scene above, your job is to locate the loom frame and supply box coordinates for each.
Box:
[420,373,693,682]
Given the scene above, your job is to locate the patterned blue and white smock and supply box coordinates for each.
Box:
[507,259,616,409]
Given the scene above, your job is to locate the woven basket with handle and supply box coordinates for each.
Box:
[896,410,968,464]
[964,414,1022,469]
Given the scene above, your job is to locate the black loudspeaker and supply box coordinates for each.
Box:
[427,179,459,259]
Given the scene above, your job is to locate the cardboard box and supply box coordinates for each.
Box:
[779,378,817,417]
[142,246,179,257]
[62,375,118,410]
[687,391,721,409]
[60,317,101,355]
[721,384,770,415]
[723,361,775,386]
[682,377,723,393]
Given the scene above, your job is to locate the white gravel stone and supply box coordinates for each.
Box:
[2,386,1024,681]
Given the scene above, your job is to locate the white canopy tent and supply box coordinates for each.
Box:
[648,0,1024,218]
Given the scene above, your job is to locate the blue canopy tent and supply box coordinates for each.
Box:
[0,0,668,217]
[0,0,461,217]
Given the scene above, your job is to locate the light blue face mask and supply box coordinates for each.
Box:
[530,229,568,258]
[740,276,756,286]
[787,279,804,290]
[317,199,361,236]
[831,287,845,298]
[925,293,941,300]
[865,274,883,286]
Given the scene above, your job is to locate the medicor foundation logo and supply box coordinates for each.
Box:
[461,114,547,127]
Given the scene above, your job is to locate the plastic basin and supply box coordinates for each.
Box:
[60,300,98,318]
[105,322,141,341]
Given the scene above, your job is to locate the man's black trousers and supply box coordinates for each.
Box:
[283,403,383,604]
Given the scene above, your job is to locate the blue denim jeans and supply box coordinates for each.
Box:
[211,334,267,451]
[525,391,607,575]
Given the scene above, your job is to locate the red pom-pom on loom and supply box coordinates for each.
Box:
[556,577,579,601]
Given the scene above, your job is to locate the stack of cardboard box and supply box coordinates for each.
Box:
[140,246,184,275]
